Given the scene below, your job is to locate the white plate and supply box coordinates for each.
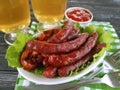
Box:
[17,51,106,85]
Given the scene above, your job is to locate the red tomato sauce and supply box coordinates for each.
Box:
[67,9,92,22]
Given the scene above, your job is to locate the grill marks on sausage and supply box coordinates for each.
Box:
[26,33,89,54]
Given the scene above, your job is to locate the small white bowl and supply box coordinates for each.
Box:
[65,7,93,27]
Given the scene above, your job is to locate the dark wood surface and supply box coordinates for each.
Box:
[0,0,120,90]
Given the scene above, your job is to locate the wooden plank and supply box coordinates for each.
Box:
[0,71,18,89]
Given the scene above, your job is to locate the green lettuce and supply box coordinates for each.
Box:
[5,32,34,67]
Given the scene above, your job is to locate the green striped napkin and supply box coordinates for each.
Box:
[15,22,120,90]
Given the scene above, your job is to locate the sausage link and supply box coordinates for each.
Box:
[26,33,89,54]
[67,28,80,41]
[48,32,98,67]
[38,29,59,41]
[58,43,106,77]
[20,50,38,70]
[43,66,57,78]
[42,57,49,67]
[47,21,74,43]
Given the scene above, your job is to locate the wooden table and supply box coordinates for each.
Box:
[0,0,120,90]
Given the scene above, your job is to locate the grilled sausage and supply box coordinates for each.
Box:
[58,43,106,77]
[67,28,80,41]
[26,33,89,54]
[47,21,75,43]
[38,29,59,41]
[43,66,57,78]
[48,32,98,67]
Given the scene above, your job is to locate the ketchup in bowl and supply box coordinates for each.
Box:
[65,7,93,27]
[67,9,92,22]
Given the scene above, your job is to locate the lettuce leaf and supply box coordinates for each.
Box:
[98,31,114,43]
[84,24,97,34]
[85,24,114,44]
[5,32,34,67]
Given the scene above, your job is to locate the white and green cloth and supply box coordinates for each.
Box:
[15,22,120,90]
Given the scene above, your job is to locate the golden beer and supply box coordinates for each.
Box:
[0,0,30,33]
[31,0,67,24]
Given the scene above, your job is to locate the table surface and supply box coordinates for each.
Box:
[0,0,120,90]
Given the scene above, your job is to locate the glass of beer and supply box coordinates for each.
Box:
[0,0,31,45]
[31,0,67,29]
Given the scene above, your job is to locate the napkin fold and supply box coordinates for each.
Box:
[15,22,120,90]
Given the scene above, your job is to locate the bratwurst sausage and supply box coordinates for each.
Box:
[58,43,106,77]
[26,33,89,54]
[48,32,98,67]
[47,21,75,43]
[38,29,59,41]
[43,66,57,78]
[66,28,80,41]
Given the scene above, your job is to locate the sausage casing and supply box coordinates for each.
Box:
[26,33,89,54]
[47,21,74,43]
[58,43,106,77]
[48,32,98,67]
